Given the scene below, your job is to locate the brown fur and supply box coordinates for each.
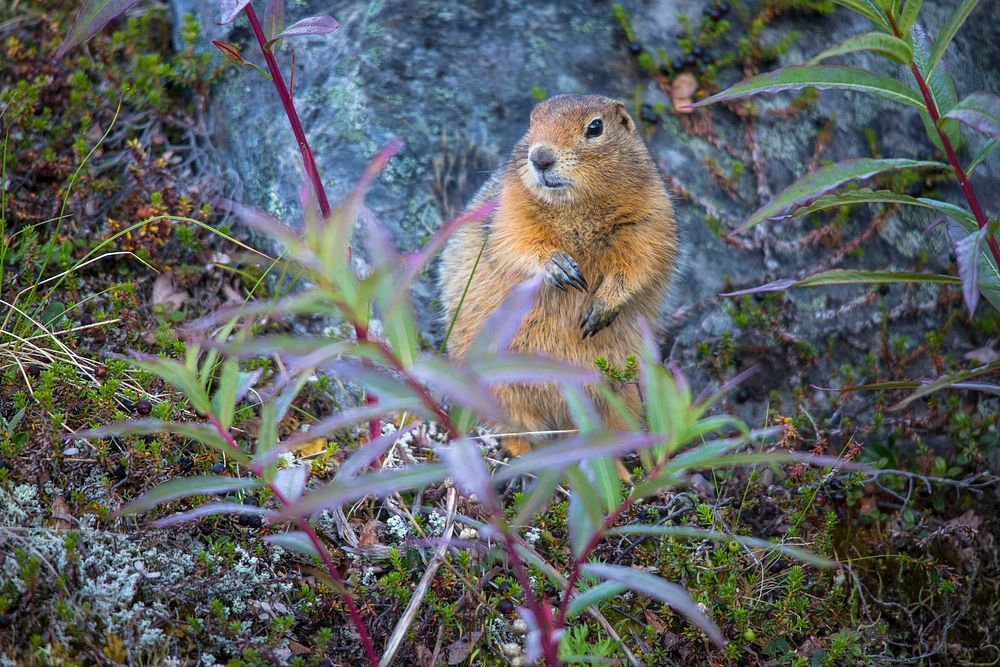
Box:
[438,94,677,450]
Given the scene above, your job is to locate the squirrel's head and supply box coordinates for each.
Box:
[516,94,648,207]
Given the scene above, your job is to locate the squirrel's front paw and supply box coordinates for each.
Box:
[543,252,588,293]
[579,298,619,339]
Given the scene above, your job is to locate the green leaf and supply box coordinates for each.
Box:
[611,526,835,567]
[276,464,448,518]
[786,188,978,231]
[55,0,141,58]
[564,581,629,620]
[899,0,923,33]
[119,476,260,515]
[130,354,212,416]
[807,32,912,65]
[566,467,604,558]
[892,361,1000,409]
[911,24,960,152]
[968,139,999,175]
[927,0,980,75]
[212,357,240,431]
[722,270,960,297]
[946,221,1000,313]
[264,532,321,559]
[945,92,1000,141]
[76,420,249,463]
[833,0,891,28]
[582,564,724,647]
[691,65,925,111]
[731,158,945,235]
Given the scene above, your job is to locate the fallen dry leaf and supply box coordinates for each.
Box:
[671,72,698,114]
[152,272,189,312]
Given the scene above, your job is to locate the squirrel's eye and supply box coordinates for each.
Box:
[585,119,603,138]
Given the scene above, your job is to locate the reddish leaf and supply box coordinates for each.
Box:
[212,40,248,65]
[219,0,253,25]
[55,0,141,59]
[265,15,340,49]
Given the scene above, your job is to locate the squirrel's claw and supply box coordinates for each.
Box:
[579,299,619,339]
[544,252,588,292]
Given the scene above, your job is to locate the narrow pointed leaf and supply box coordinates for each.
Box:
[338,424,419,479]
[55,0,141,58]
[467,355,598,385]
[410,356,504,421]
[899,0,923,33]
[945,92,1000,141]
[927,0,980,75]
[495,432,659,483]
[690,65,925,111]
[437,439,495,505]
[212,40,247,65]
[263,0,286,40]
[564,581,629,620]
[968,139,999,175]
[807,32,911,65]
[951,224,985,315]
[722,270,959,297]
[911,24,960,152]
[265,15,339,49]
[469,276,543,358]
[130,353,212,415]
[511,469,563,528]
[277,464,448,518]
[730,158,945,235]
[946,221,1000,312]
[265,532,321,558]
[119,476,261,514]
[784,189,978,231]
[76,420,248,463]
[274,465,308,502]
[892,361,1000,409]
[219,0,253,25]
[151,502,273,527]
[583,563,724,647]
[833,0,891,28]
[610,526,836,567]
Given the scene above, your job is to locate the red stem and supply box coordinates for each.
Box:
[243,3,381,443]
[887,12,1000,269]
[206,413,380,666]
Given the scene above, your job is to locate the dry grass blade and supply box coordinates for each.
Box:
[379,487,457,667]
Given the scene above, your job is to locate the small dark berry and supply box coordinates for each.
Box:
[949,252,958,263]
[239,514,263,528]
[628,42,644,55]
[659,65,672,76]
[497,599,515,614]
[769,559,785,573]
[697,63,708,75]
[832,491,846,503]
[733,387,751,404]
[79,314,93,326]
[676,30,686,40]
[243,496,260,507]
[318,661,334,667]
[496,581,512,593]
[641,109,660,124]
[719,2,732,15]
[95,366,107,379]
[877,284,890,296]
[112,463,127,480]
[0,614,11,628]
[700,52,714,65]
[135,399,152,416]
[211,462,225,475]
[28,364,41,378]
[692,45,704,57]
[703,5,716,16]
[544,585,559,598]
[710,8,724,20]
[753,292,765,303]
[0,459,9,471]
[683,53,698,67]
[178,455,193,472]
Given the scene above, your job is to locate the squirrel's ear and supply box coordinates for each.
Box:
[616,103,635,132]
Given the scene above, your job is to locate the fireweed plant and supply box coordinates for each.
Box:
[60,1,843,665]
[689,0,1000,399]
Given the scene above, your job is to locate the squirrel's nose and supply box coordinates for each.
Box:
[529,146,556,172]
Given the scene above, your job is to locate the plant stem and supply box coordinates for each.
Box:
[206,412,380,666]
[243,2,381,442]
[243,5,330,218]
[497,525,562,666]
[887,11,1000,269]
